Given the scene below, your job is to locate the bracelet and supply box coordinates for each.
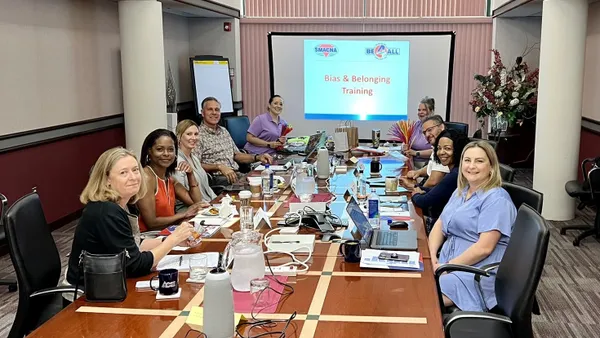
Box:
[190,184,198,188]
[161,237,167,243]
[254,154,258,161]
[416,151,420,157]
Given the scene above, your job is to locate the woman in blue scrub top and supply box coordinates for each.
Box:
[428,140,517,312]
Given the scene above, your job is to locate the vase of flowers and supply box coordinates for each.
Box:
[470,49,539,132]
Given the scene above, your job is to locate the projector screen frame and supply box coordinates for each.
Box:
[267,31,456,122]
[189,55,235,117]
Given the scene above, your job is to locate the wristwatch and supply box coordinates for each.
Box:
[416,151,420,157]
[254,154,258,161]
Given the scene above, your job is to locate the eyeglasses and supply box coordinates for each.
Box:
[423,124,441,135]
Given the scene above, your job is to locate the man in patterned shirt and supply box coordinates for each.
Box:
[194,97,272,186]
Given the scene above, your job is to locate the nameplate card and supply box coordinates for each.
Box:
[253,207,272,229]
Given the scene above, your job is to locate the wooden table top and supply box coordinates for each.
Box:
[28,156,444,338]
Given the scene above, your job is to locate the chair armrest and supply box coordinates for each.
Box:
[444,311,512,337]
[434,264,491,314]
[435,263,490,280]
[31,286,84,298]
[474,262,500,283]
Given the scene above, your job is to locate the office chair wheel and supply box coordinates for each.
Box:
[573,238,581,247]
[560,228,567,235]
[8,284,17,292]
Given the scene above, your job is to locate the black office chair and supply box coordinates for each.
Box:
[472,129,482,139]
[445,122,469,136]
[5,192,81,338]
[499,164,515,183]
[223,115,251,150]
[501,182,543,315]
[437,204,550,338]
[0,193,18,292]
[561,157,600,246]
[502,182,543,214]
[469,138,498,150]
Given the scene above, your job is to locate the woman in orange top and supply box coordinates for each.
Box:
[137,129,208,231]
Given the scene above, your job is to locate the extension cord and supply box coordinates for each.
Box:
[265,266,297,276]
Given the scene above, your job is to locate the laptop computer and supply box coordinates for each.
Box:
[345,197,418,250]
[284,133,321,154]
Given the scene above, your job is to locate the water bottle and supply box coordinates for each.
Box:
[357,164,367,204]
[368,188,380,229]
[317,147,330,179]
[261,164,274,197]
[203,268,235,338]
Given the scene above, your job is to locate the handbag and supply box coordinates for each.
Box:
[73,250,128,302]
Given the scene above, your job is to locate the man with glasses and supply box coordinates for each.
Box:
[400,115,449,189]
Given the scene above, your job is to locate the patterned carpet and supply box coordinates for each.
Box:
[0,170,598,337]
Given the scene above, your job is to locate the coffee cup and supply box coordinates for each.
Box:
[239,190,252,207]
[339,240,362,263]
[150,269,179,296]
[370,158,383,175]
[385,176,398,192]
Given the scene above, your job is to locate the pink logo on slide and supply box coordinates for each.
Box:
[314,44,338,57]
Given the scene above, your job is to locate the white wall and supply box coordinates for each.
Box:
[210,0,242,11]
[493,17,542,70]
[493,0,513,10]
[163,12,192,103]
[188,18,242,102]
[0,0,122,136]
[582,1,600,122]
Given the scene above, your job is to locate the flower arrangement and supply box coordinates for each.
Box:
[388,120,416,148]
[281,124,294,137]
[469,49,539,127]
[276,124,294,151]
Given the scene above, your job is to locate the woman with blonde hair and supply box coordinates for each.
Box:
[173,120,217,213]
[404,97,436,160]
[428,140,517,312]
[65,147,196,288]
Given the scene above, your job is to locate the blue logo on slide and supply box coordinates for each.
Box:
[314,44,338,57]
[365,43,400,60]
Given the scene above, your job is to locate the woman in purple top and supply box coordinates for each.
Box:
[428,140,517,312]
[405,97,436,162]
[245,95,287,155]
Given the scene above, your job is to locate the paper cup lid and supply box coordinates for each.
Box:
[239,190,252,198]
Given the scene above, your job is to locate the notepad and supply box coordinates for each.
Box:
[156,288,181,301]
[186,306,244,332]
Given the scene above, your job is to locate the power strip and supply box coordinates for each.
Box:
[265,265,297,276]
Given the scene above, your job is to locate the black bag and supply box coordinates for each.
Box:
[74,250,128,302]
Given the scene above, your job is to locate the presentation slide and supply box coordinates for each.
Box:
[304,39,410,121]
[191,59,234,113]
[269,33,454,139]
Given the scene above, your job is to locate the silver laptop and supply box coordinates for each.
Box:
[345,197,418,250]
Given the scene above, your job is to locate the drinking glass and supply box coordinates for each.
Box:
[189,254,209,281]
[250,277,271,309]
[240,206,254,232]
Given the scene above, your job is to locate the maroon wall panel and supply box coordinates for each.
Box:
[0,127,125,224]
[578,128,600,182]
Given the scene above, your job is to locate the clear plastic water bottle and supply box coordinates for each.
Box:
[261,164,274,197]
[368,188,380,229]
[357,164,368,204]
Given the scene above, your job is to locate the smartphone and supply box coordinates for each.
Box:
[378,252,410,262]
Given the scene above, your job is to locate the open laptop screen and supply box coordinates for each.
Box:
[346,197,373,244]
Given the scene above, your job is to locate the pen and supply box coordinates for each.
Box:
[271,241,300,244]
[178,256,183,267]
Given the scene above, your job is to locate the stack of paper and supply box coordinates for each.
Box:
[379,206,410,217]
[156,252,220,272]
[360,249,422,271]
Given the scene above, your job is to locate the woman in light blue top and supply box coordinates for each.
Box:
[173,120,217,213]
[428,140,517,312]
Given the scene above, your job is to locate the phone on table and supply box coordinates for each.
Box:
[378,252,410,262]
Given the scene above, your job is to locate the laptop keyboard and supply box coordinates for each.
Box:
[376,231,399,246]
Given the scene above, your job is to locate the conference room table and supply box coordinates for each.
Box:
[28,155,444,338]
